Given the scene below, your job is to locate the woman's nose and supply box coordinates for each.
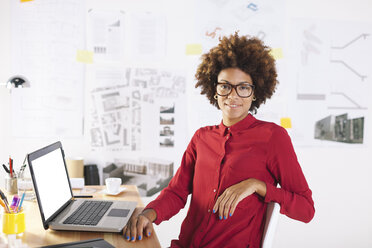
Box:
[228,87,239,98]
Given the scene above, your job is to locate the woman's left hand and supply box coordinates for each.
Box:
[212,178,267,220]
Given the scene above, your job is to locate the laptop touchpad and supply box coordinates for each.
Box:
[108,209,129,217]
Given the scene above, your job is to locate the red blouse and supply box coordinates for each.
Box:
[145,114,315,248]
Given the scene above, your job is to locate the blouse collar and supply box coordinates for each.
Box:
[218,114,256,136]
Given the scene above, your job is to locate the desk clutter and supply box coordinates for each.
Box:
[0,190,29,248]
[65,158,100,186]
[0,234,30,248]
[1,189,25,235]
[0,143,158,247]
[2,156,35,201]
[3,156,27,195]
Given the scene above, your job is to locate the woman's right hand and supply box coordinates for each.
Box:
[123,208,157,242]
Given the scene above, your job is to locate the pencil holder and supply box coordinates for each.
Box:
[2,210,25,234]
[17,177,36,201]
[4,177,18,195]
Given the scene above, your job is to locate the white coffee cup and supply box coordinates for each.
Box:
[105,177,122,194]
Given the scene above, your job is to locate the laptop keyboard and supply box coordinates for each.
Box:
[63,200,113,226]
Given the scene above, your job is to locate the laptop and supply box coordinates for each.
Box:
[27,141,137,232]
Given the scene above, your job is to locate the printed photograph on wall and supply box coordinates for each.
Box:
[159,103,175,148]
[314,113,364,144]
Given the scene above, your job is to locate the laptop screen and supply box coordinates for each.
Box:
[30,145,72,221]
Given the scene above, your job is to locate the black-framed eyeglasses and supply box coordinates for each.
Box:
[216,81,255,98]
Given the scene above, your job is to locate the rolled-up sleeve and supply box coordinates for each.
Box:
[264,127,315,223]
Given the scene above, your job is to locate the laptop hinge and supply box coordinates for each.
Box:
[45,199,75,228]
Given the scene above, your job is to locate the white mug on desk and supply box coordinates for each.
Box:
[105,178,122,194]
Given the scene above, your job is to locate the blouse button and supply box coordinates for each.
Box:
[213,189,216,192]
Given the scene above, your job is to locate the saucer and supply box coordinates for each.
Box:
[101,187,126,196]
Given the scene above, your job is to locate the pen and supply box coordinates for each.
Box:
[17,192,26,213]
[9,156,12,178]
[2,164,10,174]
[0,189,11,213]
[74,195,93,198]
[11,158,15,175]
[18,164,27,178]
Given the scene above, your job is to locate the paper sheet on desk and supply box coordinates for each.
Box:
[69,178,84,189]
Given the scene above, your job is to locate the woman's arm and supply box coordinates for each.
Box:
[264,126,315,223]
[123,130,199,242]
[213,178,267,219]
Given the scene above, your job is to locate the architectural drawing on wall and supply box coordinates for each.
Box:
[129,12,167,61]
[195,0,285,53]
[87,10,125,62]
[328,92,367,110]
[314,113,364,144]
[89,68,186,151]
[90,86,131,150]
[330,34,369,81]
[11,0,85,138]
[103,158,174,196]
[289,18,371,145]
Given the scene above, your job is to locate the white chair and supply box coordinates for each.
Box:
[261,202,280,248]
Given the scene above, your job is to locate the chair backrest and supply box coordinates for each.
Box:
[261,202,280,248]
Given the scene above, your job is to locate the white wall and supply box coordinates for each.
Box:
[1,0,372,247]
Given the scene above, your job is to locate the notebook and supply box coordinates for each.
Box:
[27,141,137,232]
[40,238,114,248]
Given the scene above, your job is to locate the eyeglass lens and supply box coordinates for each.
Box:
[216,83,253,97]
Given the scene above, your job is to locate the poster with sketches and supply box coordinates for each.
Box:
[194,0,286,52]
[129,12,167,61]
[87,10,125,62]
[90,67,186,196]
[89,68,186,152]
[87,10,167,63]
[289,18,371,146]
[11,0,85,138]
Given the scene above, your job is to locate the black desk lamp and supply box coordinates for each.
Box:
[6,75,30,88]
[0,75,30,91]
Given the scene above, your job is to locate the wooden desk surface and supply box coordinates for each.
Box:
[9,185,160,248]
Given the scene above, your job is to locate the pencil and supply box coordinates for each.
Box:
[0,198,10,213]
[17,192,26,213]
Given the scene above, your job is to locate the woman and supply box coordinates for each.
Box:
[123,33,315,248]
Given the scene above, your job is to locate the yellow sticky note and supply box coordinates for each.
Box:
[76,50,94,64]
[186,44,202,55]
[280,117,292,129]
[270,48,284,60]
[20,0,33,2]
